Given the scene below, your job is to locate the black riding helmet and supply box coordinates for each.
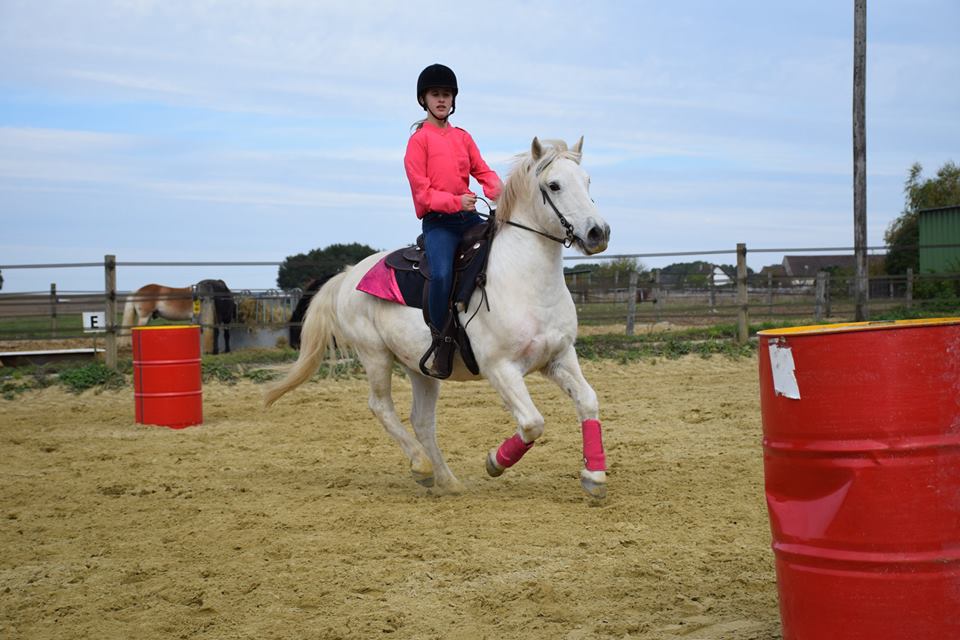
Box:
[417,63,458,118]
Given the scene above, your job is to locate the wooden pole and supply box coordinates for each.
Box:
[709,271,716,312]
[767,272,774,317]
[49,283,57,338]
[104,254,117,369]
[626,270,638,336]
[853,0,869,320]
[815,271,827,322]
[906,267,913,308]
[825,272,833,318]
[654,270,663,323]
[736,243,749,344]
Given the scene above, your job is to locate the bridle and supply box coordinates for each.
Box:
[476,183,578,249]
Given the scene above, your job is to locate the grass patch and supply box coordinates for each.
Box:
[575,332,755,362]
[57,363,126,394]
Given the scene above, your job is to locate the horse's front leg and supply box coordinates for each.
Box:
[542,347,607,499]
[483,362,545,479]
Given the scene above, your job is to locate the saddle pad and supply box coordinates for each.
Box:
[355,256,406,305]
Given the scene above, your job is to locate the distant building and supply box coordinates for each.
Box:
[919,205,960,273]
[769,254,886,286]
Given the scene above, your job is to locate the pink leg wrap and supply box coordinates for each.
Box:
[582,419,606,471]
[496,433,534,469]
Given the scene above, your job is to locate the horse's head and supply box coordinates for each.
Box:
[498,137,610,256]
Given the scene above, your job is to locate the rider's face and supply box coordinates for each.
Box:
[423,88,454,119]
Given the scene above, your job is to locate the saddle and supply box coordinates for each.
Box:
[383,219,495,376]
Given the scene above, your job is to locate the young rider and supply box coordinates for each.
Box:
[404,63,503,378]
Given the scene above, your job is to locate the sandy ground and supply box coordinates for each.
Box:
[0,355,780,640]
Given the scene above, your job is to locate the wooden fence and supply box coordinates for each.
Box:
[2,250,958,370]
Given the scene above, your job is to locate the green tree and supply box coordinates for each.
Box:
[277,243,379,290]
[884,161,960,274]
[592,256,646,278]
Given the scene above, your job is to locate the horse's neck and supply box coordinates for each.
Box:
[487,221,567,297]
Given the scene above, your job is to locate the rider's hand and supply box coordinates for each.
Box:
[461,193,477,211]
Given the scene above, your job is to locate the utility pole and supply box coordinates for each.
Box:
[853,0,869,320]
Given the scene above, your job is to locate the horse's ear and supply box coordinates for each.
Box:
[572,136,584,160]
[531,137,543,160]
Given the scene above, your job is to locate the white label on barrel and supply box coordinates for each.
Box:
[769,343,801,399]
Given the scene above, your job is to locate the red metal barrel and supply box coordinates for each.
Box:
[132,325,203,428]
[758,318,960,639]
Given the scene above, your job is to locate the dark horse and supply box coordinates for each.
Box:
[196,279,237,354]
[288,275,336,350]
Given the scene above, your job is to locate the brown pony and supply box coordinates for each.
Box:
[121,284,193,332]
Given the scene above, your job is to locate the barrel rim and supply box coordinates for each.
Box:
[131,325,201,332]
[757,317,960,337]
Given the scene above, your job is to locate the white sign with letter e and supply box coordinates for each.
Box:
[82,311,107,333]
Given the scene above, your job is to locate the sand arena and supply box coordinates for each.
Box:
[1,356,780,639]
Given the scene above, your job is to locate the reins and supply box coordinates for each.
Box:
[476,192,577,248]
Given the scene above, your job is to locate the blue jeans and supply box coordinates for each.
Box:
[421,211,483,330]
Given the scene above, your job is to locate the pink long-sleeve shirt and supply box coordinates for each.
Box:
[404,122,502,219]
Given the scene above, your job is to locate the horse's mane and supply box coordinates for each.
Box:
[496,139,581,230]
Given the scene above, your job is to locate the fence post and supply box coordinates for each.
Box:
[654,270,663,323]
[736,243,748,344]
[709,271,716,312]
[104,254,117,370]
[50,283,58,338]
[626,270,638,336]
[815,271,827,322]
[906,268,913,308]
[767,272,774,317]
[825,272,832,318]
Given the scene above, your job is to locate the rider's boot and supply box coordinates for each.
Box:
[419,318,456,379]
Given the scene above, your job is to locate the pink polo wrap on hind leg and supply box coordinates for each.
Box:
[581,419,606,471]
[495,433,534,468]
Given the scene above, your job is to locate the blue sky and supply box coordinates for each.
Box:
[2,0,958,293]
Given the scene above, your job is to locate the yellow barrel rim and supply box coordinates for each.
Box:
[757,317,960,337]
[131,325,201,331]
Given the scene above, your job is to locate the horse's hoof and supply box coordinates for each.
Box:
[485,450,505,477]
[580,469,607,499]
[412,471,435,488]
[435,478,466,495]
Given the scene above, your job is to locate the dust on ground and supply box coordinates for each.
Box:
[0,356,780,639]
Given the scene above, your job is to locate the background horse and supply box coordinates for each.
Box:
[196,279,237,355]
[264,138,612,497]
[122,280,236,354]
[121,284,193,331]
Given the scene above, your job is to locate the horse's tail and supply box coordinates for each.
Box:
[120,297,137,343]
[263,269,350,407]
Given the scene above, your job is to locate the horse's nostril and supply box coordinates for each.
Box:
[588,225,604,243]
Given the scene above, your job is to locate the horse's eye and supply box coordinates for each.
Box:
[548,181,561,192]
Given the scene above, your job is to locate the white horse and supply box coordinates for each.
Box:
[264,137,611,497]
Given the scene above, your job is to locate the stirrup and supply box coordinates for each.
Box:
[419,326,455,379]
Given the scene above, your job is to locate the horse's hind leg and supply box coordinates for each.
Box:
[362,350,435,487]
[407,370,463,494]
[542,346,607,499]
